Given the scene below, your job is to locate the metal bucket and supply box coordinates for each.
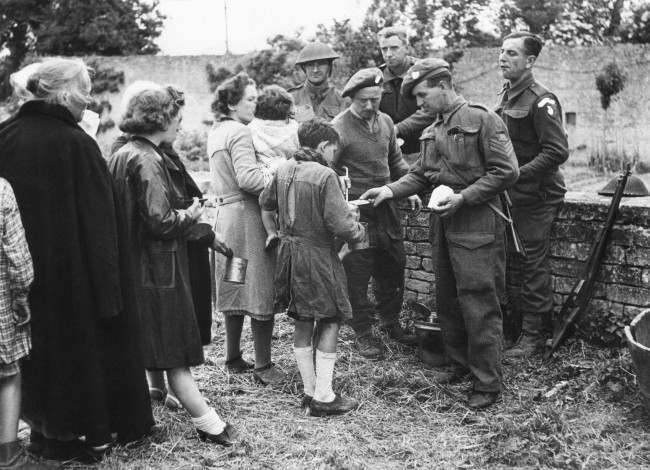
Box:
[223,256,247,284]
[349,222,370,251]
[414,320,443,356]
[625,309,650,411]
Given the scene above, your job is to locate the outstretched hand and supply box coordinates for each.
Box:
[407,195,422,216]
[360,186,394,207]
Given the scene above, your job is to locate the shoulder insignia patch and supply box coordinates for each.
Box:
[538,97,556,108]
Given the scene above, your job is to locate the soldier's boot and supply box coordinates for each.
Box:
[0,441,52,470]
[354,333,384,360]
[382,323,418,346]
[505,313,545,358]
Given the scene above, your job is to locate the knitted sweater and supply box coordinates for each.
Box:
[331,108,409,198]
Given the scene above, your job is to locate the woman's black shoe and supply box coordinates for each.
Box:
[196,423,235,447]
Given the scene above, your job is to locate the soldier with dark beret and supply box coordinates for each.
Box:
[362,58,519,408]
[289,42,348,123]
[497,32,569,357]
[332,68,421,359]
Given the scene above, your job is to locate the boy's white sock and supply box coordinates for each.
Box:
[293,345,316,396]
[313,350,337,403]
[191,407,226,435]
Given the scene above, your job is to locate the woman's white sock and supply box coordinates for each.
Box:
[313,350,336,403]
[191,407,226,435]
[293,345,316,396]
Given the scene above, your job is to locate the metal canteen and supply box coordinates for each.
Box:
[224,256,247,284]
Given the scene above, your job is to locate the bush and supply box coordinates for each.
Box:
[588,146,639,174]
[174,128,208,171]
[595,62,626,110]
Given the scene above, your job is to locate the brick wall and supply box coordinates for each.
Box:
[400,191,650,344]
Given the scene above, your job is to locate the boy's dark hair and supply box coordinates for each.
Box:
[503,31,544,57]
[255,85,293,120]
[297,118,340,149]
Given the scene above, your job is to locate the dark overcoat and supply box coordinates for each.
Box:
[108,137,205,369]
[0,101,153,443]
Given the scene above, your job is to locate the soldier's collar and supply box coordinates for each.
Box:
[503,70,535,101]
[441,96,467,124]
[382,57,416,81]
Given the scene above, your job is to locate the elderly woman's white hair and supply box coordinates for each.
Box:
[26,58,92,111]
[9,62,41,104]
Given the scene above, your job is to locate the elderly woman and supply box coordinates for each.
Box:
[208,73,284,385]
[109,82,235,446]
[0,58,154,462]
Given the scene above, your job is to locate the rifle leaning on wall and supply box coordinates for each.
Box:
[544,164,632,360]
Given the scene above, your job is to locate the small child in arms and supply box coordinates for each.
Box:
[260,118,365,416]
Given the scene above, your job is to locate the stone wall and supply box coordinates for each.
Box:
[75,44,650,159]
[400,191,650,344]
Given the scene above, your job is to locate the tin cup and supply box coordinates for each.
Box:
[224,256,248,284]
[349,222,370,251]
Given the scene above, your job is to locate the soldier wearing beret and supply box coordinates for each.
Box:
[497,32,569,357]
[289,42,348,122]
[377,26,435,160]
[362,59,519,408]
[332,68,421,359]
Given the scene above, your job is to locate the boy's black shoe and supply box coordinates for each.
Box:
[225,354,254,373]
[467,391,499,409]
[354,334,384,359]
[300,394,313,408]
[309,393,358,417]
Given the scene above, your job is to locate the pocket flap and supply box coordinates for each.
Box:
[503,108,529,119]
[447,232,495,249]
[448,125,479,136]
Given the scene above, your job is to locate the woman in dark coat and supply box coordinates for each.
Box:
[0,58,154,460]
[109,81,235,446]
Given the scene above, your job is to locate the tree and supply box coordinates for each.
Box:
[439,0,499,47]
[0,0,165,99]
[620,2,650,43]
[498,0,629,45]
[35,0,164,56]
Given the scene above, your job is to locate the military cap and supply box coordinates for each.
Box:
[400,58,451,98]
[341,67,384,98]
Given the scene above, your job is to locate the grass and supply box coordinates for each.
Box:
[55,313,650,469]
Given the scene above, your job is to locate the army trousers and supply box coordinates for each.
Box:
[506,200,561,333]
[434,202,505,392]
[343,246,405,336]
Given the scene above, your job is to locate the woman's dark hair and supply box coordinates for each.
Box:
[211,72,255,117]
[119,83,183,135]
[255,85,293,120]
[297,118,340,149]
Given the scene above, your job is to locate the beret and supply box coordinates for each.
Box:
[400,58,450,98]
[341,67,384,98]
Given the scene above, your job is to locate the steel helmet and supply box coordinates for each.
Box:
[295,42,340,65]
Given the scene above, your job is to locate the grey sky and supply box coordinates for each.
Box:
[156,0,372,55]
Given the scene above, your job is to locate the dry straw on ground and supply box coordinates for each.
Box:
[57,313,650,469]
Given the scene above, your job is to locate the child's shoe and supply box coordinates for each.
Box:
[309,393,358,417]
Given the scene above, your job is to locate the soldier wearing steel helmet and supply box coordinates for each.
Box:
[289,42,348,122]
[362,58,519,408]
